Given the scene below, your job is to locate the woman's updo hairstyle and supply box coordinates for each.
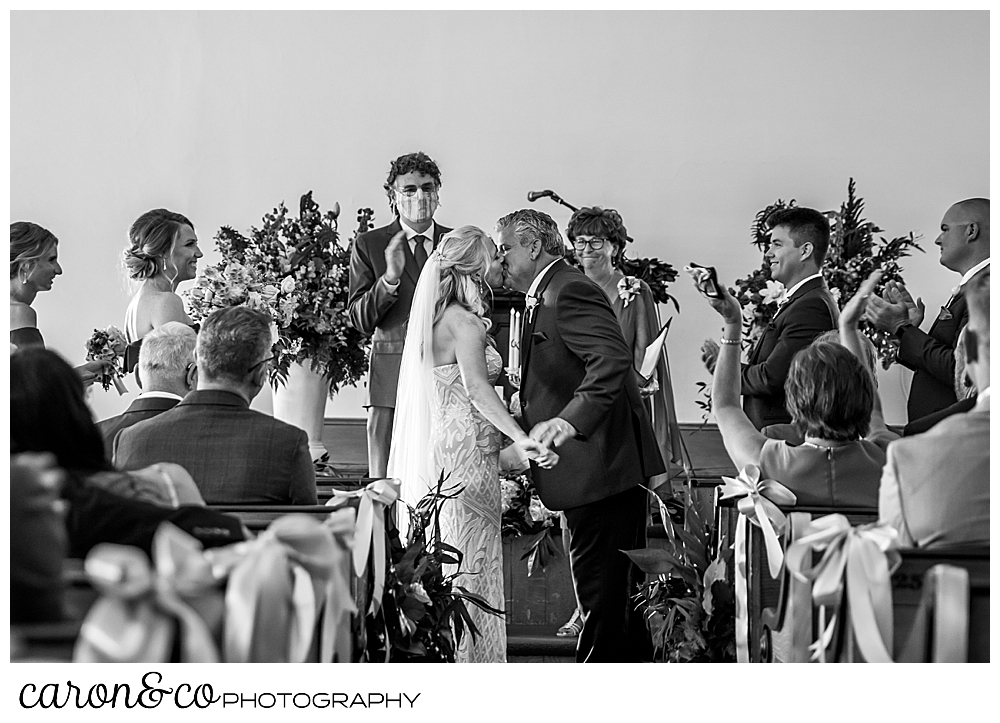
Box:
[11,222,58,280]
[566,206,632,267]
[433,225,493,326]
[123,209,194,281]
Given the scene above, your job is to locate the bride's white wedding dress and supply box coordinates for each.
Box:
[430,346,506,664]
[388,251,507,664]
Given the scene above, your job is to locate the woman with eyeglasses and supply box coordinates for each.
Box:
[10,221,113,385]
[121,209,203,375]
[554,206,684,638]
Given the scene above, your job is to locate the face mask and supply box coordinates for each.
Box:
[397,190,438,224]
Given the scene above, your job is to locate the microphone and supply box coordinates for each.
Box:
[527,189,554,203]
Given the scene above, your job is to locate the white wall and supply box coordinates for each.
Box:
[11,10,988,425]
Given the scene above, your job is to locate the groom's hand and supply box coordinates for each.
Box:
[529,417,578,449]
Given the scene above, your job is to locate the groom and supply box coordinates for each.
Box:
[497,209,664,662]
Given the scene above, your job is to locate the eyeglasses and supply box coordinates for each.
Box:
[393,184,439,198]
[572,238,607,252]
[248,355,274,373]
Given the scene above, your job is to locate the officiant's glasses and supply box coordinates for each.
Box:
[393,183,438,198]
[572,237,607,251]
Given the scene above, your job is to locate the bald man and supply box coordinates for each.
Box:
[866,198,990,421]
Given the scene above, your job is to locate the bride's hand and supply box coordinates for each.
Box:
[519,438,559,469]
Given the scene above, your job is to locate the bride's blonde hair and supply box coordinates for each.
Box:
[433,226,493,329]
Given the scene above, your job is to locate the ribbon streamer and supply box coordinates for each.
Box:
[327,478,400,615]
[720,464,797,663]
[74,523,222,663]
[785,514,900,663]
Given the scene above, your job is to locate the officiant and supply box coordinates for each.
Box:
[347,152,452,478]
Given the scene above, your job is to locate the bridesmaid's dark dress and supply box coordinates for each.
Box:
[10,327,45,349]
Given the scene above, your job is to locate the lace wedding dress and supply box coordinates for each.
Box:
[430,344,506,664]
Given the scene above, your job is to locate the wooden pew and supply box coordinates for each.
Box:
[209,504,343,532]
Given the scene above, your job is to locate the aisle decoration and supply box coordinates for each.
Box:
[734,178,922,367]
[184,193,372,394]
[84,326,128,394]
[719,464,797,663]
[362,474,505,663]
[784,514,900,663]
[500,470,561,575]
[625,486,736,662]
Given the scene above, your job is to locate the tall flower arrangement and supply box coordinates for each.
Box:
[732,179,922,368]
[184,193,373,395]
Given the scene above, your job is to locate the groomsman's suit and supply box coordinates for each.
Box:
[348,218,451,477]
[113,390,317,505]
[520,260,664,662]
[97,393,180,460]
[741,276,839,429]
[896,290,968,421]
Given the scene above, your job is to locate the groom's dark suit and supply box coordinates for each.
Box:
[519,260,664,662]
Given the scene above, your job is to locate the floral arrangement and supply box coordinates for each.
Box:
[500,470,561,575]
[625,487,735,663]
[732,178,922,368]
[183,193,373,395]
[364,474,505,662]
[84,326,128,394]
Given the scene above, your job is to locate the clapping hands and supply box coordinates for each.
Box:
[863,277,923,333]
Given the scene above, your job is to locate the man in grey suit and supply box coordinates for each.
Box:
[96,321,197,459]
[878,269,990,548]
[348,151,451,478]
[113,307,317,505]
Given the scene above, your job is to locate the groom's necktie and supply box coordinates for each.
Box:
[413,235,429,270]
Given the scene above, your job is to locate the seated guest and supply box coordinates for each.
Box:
[11,350,242,560]
[114,306,317,505]
[763,330,899,451]
[12,347,203,508]
[11,452,68,623]
[693,277,882,507]
[97,321,197,459]
[875,270,990,547]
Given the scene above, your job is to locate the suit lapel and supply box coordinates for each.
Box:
[750,277,824,360]
[520,260,566,374]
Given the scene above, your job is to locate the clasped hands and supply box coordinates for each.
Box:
[515,417,579,469]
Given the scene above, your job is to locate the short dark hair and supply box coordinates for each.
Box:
[495,209,565,258]
[383,152,442,213]
[11,348,111,474]
[196,306,272,385]
[768,207,830,265]
[123,208,194,280]
[566,207,631,265]
[785,341,873,441]
[10,221,58,279]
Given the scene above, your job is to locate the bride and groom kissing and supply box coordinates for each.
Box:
[381,208,664,664]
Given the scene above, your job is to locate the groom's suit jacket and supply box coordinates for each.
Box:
[519,261,664,511]
[348,218,451,408]
[741,276,839,429]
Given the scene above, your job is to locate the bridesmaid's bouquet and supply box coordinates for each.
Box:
[84,326,128,394]
[500,471,561,575]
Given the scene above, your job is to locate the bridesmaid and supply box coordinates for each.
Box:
[10,221,109,384]
[121,209,202,371]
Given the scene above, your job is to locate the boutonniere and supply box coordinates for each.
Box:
[524,294,539,322]
[617,276,642,307]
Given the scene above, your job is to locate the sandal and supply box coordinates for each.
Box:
[556,609,584,638]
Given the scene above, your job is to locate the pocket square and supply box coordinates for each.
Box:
[938,306,953,321]
[531,331,548,343]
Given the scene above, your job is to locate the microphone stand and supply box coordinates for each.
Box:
[527,190,579,213]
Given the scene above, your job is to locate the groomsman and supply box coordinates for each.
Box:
[498,209,664,663]
[704,207,839,429]
[348,152,452,478]
[865,198,990,422]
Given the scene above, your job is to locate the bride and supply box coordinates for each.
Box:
[388,225,557,664]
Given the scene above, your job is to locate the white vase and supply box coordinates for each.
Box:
[272,359,330,462]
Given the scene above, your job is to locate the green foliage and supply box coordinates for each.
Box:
[499,470,561,576]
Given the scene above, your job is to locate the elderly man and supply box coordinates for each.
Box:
[877,269,989,547]
[498,208,663,662]
[866,198,990,422]
[348,151,452,478]
[113,307,317,505]
[97,321,197,459]
[705,207,839,429]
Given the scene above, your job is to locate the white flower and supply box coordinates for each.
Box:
[260,284,280,303]
[528,495,553,523]
[617,276,642,307]
[761,279,785,305]
[830,287,842,303]
[281,275,296,294]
